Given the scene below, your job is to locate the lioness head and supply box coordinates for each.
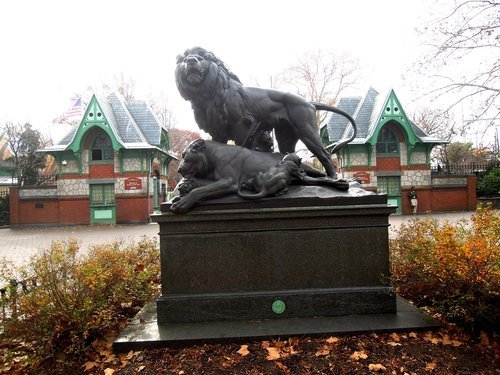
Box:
[282,153,302,167]
[177,139,209,178]
[175,47,241,100]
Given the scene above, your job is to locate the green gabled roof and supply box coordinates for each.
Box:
[40,93,176,160]
[325,88,446,149]
[66,94,124,152]
[368,89,419,146]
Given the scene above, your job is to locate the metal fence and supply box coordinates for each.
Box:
[431,161,500,176]
[0,187,10,197]
[22,173,57,187]
[1,277,37,327]
[0,174,57,190]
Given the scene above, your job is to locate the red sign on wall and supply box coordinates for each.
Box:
[353,172,371,184]
[124,177,142,190]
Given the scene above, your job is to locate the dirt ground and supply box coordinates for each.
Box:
[106,326,497,374]
[1,313,497,374]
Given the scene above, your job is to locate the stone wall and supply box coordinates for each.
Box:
[403,169,431,188]
[123,157,142,172]
[410,151,427,165]
[58,178,88,196]
[432,176,467,187]
[63,160,80,174]
[19,187,58,199]
[349,152,368,166]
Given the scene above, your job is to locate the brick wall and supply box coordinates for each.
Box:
[9,188,59,225]
[59,197,90,224]
[89,164,114,178]
[429,175,476,212]
[116,194,151,223]
[376,157,400,171]
[467,176,477,211]
[431,188,469,211]
[402,187,432,214]
[9,188,19,225]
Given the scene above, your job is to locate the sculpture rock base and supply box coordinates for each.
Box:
[114,186,441,351]
[156,186,396,324]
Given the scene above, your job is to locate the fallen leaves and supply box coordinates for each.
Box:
[386,341,401,347]
[326,336,340,344]
[425,361,437,371]
[120,301,133,309]
[260,338,303,361]
[390,332,401,342]
[83,361,96,371]
[368,363,387,372]
[84,339,142,373]
[236,344,250,356]
[265,346,281,361]
[314,347,331,357]
[349,350,368,361]
[480,331,490,346]
[6,328,494,374]
[423,332,463,347]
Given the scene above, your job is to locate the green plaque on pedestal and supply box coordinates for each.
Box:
[272,300,286,314]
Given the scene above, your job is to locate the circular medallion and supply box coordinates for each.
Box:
[272,299,286,314]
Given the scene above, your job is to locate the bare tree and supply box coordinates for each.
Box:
[416,0,499,133]
[148,92,177,131]
[114,73,136,101]
[412,107,459,141]
[274,49,360,125]
[412,106,497,167]
[85,73,137,101]
[412,108,458,166]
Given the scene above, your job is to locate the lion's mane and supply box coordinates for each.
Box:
[175,47,252,143]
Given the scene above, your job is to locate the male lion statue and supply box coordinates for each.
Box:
[170,139,349,213]
[175,47,357,178]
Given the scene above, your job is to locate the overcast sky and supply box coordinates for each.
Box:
[1,0,437,143]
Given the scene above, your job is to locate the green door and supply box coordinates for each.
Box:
[90,184,116,224]
[377,176,401,214]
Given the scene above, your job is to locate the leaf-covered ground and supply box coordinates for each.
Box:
[93,326,496,375]
[2,322,497,374]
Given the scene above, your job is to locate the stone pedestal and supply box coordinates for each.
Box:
[114,185,441,351]
[153,185,396,324]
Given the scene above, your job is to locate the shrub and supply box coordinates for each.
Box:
[390,205,500,333]
[0,236,160,371]
[477,166,500,196]
[0,193,9,225]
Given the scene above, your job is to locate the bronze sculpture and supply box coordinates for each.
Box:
[237,153,349,200]
[170,139,349,213]
[175,47,357,178]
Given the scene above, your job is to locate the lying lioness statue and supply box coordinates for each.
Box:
[237,153,348,200]
[170,139,349,213]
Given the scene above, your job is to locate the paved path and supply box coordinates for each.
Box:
[0,223,160,267]
[0,211,474,267]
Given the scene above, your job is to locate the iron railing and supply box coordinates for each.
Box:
[1,277,37,327]
[431,161,500,176]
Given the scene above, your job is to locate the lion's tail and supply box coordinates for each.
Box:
[237,186,267,200]
[312,102,357,155]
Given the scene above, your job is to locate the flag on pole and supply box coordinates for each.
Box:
[53,97,83,123]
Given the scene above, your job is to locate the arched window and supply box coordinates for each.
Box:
[376,127,399,155]
[90,133,114,161]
